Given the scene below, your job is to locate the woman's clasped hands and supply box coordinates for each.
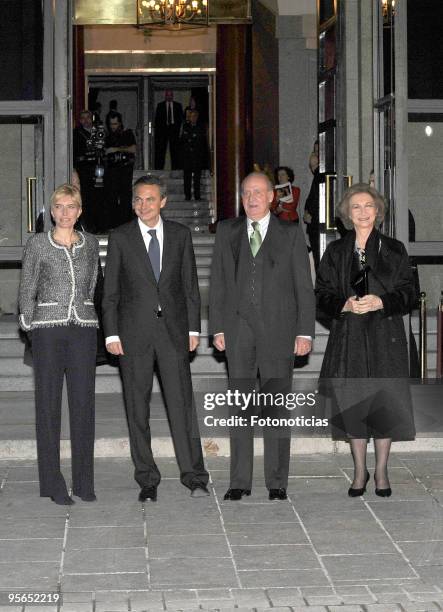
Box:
[342,294,383,314]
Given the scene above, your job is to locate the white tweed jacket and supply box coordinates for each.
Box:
[18,230,100,331]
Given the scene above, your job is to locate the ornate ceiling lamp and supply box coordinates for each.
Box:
[137,0,209,29]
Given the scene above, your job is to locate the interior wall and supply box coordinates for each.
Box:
[251,1,279,170]
[84,25,217,52]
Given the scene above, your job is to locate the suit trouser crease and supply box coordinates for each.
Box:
[227,317,292,490]
[119,319,208,489]
[33,326,96,498]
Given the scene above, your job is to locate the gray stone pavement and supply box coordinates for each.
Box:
[2,455,443,610]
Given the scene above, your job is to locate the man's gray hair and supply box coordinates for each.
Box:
[133,175,167,199]
[240,172,274,194]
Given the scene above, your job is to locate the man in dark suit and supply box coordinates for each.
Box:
[209,172,315,501]
[154,90,183,170]
[102,175,209,501]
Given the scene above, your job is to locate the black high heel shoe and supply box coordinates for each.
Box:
[374,475,392,497]
[348,471,370,497]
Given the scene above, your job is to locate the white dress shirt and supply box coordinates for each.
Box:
[105,216,198,346]
[167,101,174,125]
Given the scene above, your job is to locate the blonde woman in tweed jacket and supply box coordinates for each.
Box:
[19,184,100,505]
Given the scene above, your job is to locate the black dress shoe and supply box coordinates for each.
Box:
[269,488,288,500]
[223,488,251,501]
[190,482,210,498]
[73,492,97,502]
[51,494,75,506]
[138,486,157,502]
[348,472,370,497]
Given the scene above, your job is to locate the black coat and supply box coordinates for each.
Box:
[209,214,315,359]
[102,218,200,356]
[316,229,416,441]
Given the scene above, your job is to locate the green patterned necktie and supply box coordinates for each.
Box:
[250,221,262,257]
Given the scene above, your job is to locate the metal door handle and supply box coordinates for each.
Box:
[26,177,37,233]
[325,174,337,231]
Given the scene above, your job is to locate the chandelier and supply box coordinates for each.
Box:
[137,0,209,29]
[381,0,395,23]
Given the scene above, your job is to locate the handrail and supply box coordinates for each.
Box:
[419,292,427,382]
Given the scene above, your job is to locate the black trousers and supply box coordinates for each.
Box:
[119,318,208,489]
[183,162,202,200]
[155,127,181,170]
[32,325,96,499]
[225,317,293,491]
[103,166,134,230]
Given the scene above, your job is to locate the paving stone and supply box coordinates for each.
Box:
[197,589,232,601]
[150,558,237,589]
[305,595,344,605]
[364,606,402,611]
[163,590,198,604]
[321,553,416,581]
[239,569,328,588]
[128,591,164,610]
[22,606,58,612]
[327,607,365,612]
[68,526,144,550]
[95,602,129,612]
[400,541,443,565]
[68,508,142,528]
[0,538,62,562]
[194,599,238,609]
[308,525,397,555]
[0,562,59,590]
[368,584,408,594]
[60,604,93,612]
[224,523,308,546]
[0,608,22,612]
[220,503,298,525]
[266,587,304,606]
[147,534,229,559]
[0,517,66,540]
[401,604,442,612]
[61,573,149,591]
[229,587,270,606]
[61,591,94,602]
[231,544,319,571]
[64,548,146,574]
[290,607,328,612]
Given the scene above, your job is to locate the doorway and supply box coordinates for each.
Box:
[87,74,213,173]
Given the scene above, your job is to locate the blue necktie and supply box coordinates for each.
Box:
[148,229,160,282]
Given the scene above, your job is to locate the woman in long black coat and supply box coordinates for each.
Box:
[316,183,416,498]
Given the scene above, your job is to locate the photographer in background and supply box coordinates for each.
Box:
[73,110,103,233]
[104,111,136,230]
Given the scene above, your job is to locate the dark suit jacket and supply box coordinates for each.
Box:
[154,101,183,136]
[209,214,315,359]
[102,218,200,356]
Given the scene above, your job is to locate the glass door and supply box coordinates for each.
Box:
[0,117,45,252]
[317,0,350,260]
[0,0,54,261]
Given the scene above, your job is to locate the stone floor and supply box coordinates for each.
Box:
[2,454,443,611]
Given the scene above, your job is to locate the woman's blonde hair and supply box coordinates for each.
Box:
[337,182,385,230]
[50,183,82,209]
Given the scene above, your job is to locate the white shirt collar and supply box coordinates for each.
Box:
[138,216,163,235]
[247,212,271,233]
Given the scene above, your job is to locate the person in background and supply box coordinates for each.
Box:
[154,90,183,170]
[316,183,416,499]
[304,141,321,270]
[18,184,100,505]
[181,109,208,201]
[271,166,300,223]
[104,111,136,229]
